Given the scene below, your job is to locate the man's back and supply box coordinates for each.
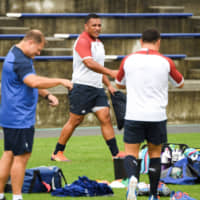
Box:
[117,48,178,121]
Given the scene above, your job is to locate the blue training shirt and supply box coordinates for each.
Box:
[0,46,38,128]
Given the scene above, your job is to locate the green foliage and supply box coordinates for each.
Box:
[0,133,200,200]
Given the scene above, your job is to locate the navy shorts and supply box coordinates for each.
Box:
[124,120,167,145]
[3,126,35,156]
[68,84,109,115]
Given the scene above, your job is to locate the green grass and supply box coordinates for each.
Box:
[0,132,200,200]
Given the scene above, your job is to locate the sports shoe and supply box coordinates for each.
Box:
[113,151,126,159]
[51,151,70,162]
[170,191,196,200]
[157,181,171,196]
[126,176,138,200]
[137,182,150,196]
[148,195,160,200]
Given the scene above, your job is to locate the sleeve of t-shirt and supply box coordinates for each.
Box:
[115,57,126,86]
[13,61,35,81]
[167,58,184,87]
[75,37,92,60]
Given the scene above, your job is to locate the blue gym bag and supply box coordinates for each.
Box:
[160,155,200,185]
[5,166,67,193]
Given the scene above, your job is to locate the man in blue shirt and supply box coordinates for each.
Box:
[0,29,72,200]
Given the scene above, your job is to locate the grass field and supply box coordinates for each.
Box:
[0,132,200,200]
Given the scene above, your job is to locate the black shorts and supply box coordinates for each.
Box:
[68,84,109,115]
[124,120,167,145]
[3,126,35,156]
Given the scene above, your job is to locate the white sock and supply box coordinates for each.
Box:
[13,194,23,200]
[0,193,4,199]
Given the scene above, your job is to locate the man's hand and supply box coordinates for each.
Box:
[61,79,73,91]
[107,84,116,95]
[47,94,59,107]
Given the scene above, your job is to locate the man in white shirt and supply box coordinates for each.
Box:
[115,28,184,200]
[51,13,124,161]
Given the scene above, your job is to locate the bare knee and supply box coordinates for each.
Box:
[1,151,14,164]
[68,114,84,128]
[97,108,111,125]
[14,153,32,166]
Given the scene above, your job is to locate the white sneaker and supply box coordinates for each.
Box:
[126,176,138,200]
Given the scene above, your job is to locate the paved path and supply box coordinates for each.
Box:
[0,124,200,139]
[34,124,200,138]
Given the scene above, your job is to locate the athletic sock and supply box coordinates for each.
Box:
[148,157,161,196]
[13,194,23,200]
[124,155,140,180]
[53,142,66,155]
[106,138,119,156]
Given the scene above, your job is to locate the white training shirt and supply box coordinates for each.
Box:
[116,48,184,121]
[72,31,105,88]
